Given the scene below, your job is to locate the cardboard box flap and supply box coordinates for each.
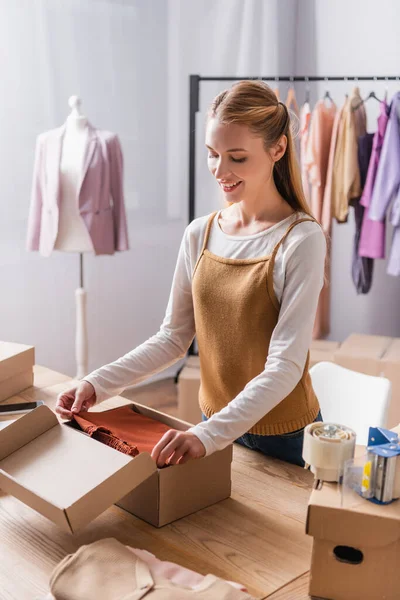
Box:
[311,340,340,352]
[0,469,72,532]
[0,406,158,532]
[0,341,35,381]
[307,482,400,547]
[382,338,400,364]
[0,404,58,460]
[337,334,392,358]
[131,402,193,431]
[64,452,157,532]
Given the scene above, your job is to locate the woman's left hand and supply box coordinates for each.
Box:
[151,430,206,467]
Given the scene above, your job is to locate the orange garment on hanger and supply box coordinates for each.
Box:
[304,100,337,340]
[285,87,300,117]
[72,405,171,456]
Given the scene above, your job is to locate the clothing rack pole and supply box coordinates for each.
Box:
[186,73,399,356]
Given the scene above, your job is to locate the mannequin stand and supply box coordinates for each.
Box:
[75,253,88,379]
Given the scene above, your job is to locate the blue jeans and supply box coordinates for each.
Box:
[202,411,323,467]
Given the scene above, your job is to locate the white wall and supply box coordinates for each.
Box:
[0,0,184,378]
[2,0,400,381]
[296,0,400,341]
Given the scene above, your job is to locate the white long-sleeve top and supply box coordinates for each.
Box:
[84,211,326,456]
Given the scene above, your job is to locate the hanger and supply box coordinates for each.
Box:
[352,91,383,111]
[304,77,310,104]
[323,77,333,105]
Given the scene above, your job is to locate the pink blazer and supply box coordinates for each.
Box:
[26,123,129,257]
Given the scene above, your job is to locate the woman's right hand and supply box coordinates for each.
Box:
[55,381,97,419]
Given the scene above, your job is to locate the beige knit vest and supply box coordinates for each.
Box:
[49,538,254,599]
[192,212,320,436]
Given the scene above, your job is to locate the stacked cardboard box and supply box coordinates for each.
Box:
[0,342,35,402]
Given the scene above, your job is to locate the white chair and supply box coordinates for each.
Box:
[309,361,392,446]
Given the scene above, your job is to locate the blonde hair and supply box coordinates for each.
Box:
[208,80,314,218]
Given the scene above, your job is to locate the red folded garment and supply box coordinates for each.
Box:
[72,405,171,456]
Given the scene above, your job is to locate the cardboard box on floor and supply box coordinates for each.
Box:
[177,357,201,425]
[0,342,35,402]
[309,340,340,368]
[381,338,400,428]
[0,402,232,533]
[334,333,392,376]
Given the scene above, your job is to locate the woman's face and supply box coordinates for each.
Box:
[205,118,285,203]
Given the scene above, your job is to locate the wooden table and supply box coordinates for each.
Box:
[0,366,314,599]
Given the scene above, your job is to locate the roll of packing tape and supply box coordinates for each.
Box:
[303,422,356,482]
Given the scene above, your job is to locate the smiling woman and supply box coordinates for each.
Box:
[205,81,310,216]
[57,80,326,471]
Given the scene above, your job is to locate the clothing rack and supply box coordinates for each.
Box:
[186,74,399,356]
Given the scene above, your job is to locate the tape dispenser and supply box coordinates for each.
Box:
[343,427,400,505]
[302,422,357,485]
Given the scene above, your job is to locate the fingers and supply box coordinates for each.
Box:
[57,406,73,420]
[151,431,198,468]
[55,390,76,419]
[71,388,87,414]
[151,430,176,466]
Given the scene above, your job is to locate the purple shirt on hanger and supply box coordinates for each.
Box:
[358,100,389,259]
[368,92,400,276]
[352,133,374,294]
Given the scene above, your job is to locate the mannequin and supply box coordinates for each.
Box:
[54,96,93,253]
[27,94,129,379]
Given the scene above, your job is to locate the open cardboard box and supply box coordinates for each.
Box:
[0,402,232,533]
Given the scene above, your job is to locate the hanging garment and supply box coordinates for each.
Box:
[368,92,400,276]
[72,405,171,456]
[48,538,254,600]
[26,123,129,257]
[303,99,336,339]
[331,88,367,223]
[305,100,337,222]
[321,100,346,231]
[358,101,389,259]
[192,213,320,436]
[300,102,311,202]
[285,87,300,118]
[351,133,374,293]
[285,87,300,156]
